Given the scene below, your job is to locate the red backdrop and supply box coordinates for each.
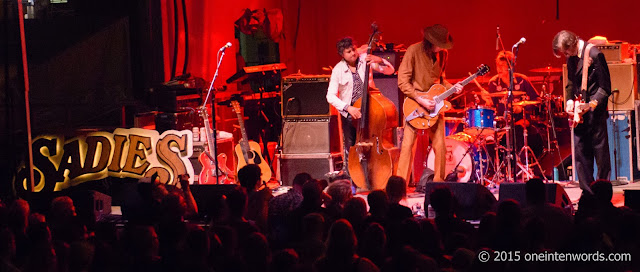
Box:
[162,0,640,87]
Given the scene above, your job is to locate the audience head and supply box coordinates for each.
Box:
[8,199,29,234]
[591,179,613,206]
[496,199,522,229]
[301,180,323,208]
[429,185,454,216]
[238,164,262,191]
[226,186,248,219]
[386,176,407,204]
[344,197,367,224]
[302,213,325,240]
[161,191,188,221]
[50,196,77,220]
[326,180,353,207]
[271,248,299,272]
[325,219,357,261]
[525,178,546,205]
[240,232,271,270]
[367,190,389,216]
[292,172,313,192]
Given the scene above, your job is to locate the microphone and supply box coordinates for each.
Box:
[496,26,500,51]
[512,37,526,48]
[219,42,232,52]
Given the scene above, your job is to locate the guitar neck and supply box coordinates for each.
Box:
[200,107,216,151]
[233,105,251,152]
[437,73,478,101]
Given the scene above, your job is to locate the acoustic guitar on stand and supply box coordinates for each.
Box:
[198,106,234,184]
[403,64,489,130]
[230,100,272,183]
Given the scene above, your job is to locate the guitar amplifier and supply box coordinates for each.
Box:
[595,43,631,63]
[282,75,331,117]
[562,63,637,111]
[282,115,340,154]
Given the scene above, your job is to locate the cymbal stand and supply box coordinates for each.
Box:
[543,84,565,182]
[516,107,549,182]
[491,126,512,185]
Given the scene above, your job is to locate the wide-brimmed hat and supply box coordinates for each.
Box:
[423,24,453,49]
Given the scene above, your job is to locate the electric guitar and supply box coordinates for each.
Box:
[403,64,490,129]
[569,94,598,128]
[230,100,272,183]
[198,106,234,184]
[569,43,598,128]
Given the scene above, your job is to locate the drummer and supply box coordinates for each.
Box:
[479,50,539,120]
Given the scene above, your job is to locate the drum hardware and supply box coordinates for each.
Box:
[516,117,547,182]
[446,127,488,183]
[540,84,565,181]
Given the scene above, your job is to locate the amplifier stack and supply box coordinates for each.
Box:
[278,75,342,185]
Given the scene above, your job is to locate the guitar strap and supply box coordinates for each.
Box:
[580,43,593,101]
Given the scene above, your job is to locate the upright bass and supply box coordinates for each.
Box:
[348,23,399,191]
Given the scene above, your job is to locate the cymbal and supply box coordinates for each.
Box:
[513,100,541,106]
[485,91,526,97]
[529,66,563,73]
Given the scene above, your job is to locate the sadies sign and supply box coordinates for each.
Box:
[14,128,194,195]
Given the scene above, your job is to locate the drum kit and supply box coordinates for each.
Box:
[418,66,566,186]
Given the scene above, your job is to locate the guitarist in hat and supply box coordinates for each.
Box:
[396,24,464,183]
[553,30,612,194]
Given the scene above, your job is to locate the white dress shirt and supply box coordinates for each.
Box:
[326,53,395,117]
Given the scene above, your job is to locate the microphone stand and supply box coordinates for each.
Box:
[201,49,227,184]
[496,34,517,183]
[508,44,520,183]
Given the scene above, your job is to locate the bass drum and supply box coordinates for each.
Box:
[426,138,476,183]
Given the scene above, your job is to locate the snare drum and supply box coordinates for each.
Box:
[465,106,495,137]
[425,138,489,183]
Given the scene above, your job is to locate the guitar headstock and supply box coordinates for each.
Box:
[230,100,241,114]
[199,106,209,119]
[476,64,490,76]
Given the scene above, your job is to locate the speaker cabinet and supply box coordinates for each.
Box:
[499,183,571,208]
[562,63,637,111]
[282,76,331,117]
[423,182,497,220]
[277,153,342,186]
[282,116,340,154]
[608,63,637,111]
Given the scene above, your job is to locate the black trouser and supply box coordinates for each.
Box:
[341,115,357,177]
[573,108,611,194]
